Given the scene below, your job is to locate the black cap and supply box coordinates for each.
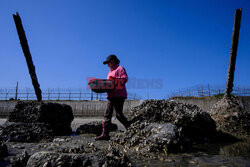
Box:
[103,54,119,64]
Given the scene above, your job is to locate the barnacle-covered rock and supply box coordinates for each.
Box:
[26,151,92,167]
[129,100,216,142]
[0,122,53,142]
[76,121,118,136]
[209,96,250,137]
[115,121,190,153]
[8,101,74,136]
[26,144,132,167]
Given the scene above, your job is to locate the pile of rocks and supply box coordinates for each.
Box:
[0,101,74,142]
[209,96,250,137]
[114,100,217,154]
[129,100,216,142]
[76,121,118,136]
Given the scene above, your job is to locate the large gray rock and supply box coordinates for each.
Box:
[8,101,74,136]
[115,122,190,153]
[129,100,216,143]
[26,151,93,167]
[26,144,132,167]
[76,121,118,136]
[0,122,53,142]
[209,96,250,137]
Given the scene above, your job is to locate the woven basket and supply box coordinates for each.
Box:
[88,79,114,93]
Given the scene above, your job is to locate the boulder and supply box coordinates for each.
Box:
[8,101,74,136]
[129,100,217,142]
[0,122,53,142]
[115,122,190,153]
[26,144,132,167]
[209,96,250,137]
[26,151,93,167]
[76,121,118,136]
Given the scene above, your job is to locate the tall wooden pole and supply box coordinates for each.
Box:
[13,12,42,102]
[225,8,242,98]
[15,82,18,100]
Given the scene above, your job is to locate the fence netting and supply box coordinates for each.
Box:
[168,85,250,98]
[0,88,142,101]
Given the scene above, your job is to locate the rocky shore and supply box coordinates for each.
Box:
[0,100,249,167]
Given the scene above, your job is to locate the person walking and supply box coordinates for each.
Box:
[96,54,131,140]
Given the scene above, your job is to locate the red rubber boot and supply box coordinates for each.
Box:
[95,122,110,140]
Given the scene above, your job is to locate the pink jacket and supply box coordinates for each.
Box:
[107,64,128,98]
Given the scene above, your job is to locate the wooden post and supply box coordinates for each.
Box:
[91,91,93,101]
[225,8,242,98]
[48,88,50,100]
[200,85,203,97]
[13,13,42,102]
[5,89,8,100]
[79,89,82,101]
[208,84,211,97]
[15,82,18,100]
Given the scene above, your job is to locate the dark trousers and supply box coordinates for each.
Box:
[104,97,130,130]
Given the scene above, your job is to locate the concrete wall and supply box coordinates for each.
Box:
[1,97,249,117]
[0,100,141,118]
[172,96,250,112]
[171,97,219,112]
[0,101,17,117]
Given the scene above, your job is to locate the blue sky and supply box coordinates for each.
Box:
[0,0,249,99]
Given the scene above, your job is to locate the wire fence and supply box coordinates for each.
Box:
[168,84,250,98]
[1,85,249,100]
[0,87,142,101]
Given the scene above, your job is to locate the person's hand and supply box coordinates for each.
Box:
[88,79,97,85]
[108,76,115,82]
